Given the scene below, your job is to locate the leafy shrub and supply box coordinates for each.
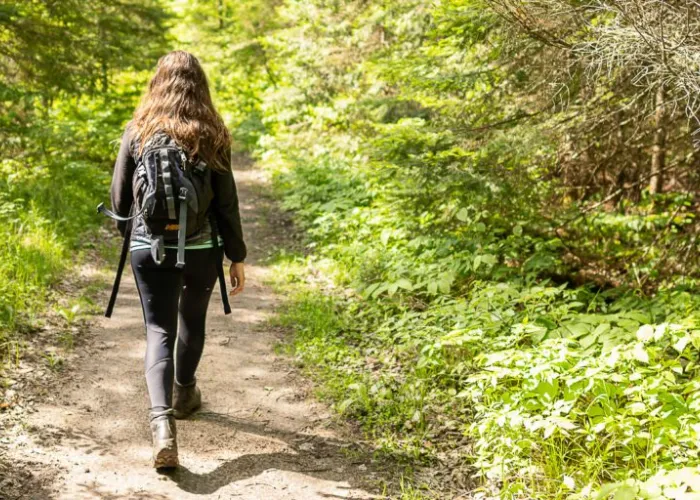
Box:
[0,82,140,348]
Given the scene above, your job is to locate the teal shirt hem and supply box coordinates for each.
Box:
[130,237,223,252]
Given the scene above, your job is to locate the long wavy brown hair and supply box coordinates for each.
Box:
[132,51,231,172]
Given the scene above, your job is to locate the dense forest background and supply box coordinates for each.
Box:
[2,0,700,498]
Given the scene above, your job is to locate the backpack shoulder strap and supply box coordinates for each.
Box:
[159,149,178,220]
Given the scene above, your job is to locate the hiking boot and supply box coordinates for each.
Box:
[173,380,202,419]
[150,410,178,469]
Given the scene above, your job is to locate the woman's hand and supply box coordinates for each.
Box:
[229,262,245,297]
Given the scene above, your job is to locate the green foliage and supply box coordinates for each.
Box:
[0,0,169,94]
[171,0,279,148]
[0,87,140,343]
[202,0,700,497]
[3,0,698,497]
[268,160,700,497]
[0,0,169,349]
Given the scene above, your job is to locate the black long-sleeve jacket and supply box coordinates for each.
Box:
[109,125,247,262]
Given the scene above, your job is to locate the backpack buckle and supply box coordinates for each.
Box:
[194,160,207,173]
[179,187,188,201]
[179,150,189,169]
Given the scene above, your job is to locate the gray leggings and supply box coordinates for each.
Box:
[131,247,220,412]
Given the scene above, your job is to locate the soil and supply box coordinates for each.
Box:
[0,162,391,500]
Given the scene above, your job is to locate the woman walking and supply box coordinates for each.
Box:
[108,51,246,468]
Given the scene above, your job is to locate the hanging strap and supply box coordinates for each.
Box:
[97,191,153,222]
[104,212,133,318]
[209,214,231,315]
[176,188,188,269]
[151,235,165,265]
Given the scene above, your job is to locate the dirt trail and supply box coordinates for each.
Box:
[2,164,383,499]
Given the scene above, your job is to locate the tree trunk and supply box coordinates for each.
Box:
[218,0,225,30]
[98,19,109,93]
[649,84,667,195]
[101,58,109,94]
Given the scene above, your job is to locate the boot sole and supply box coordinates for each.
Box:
[153,446,179,469]
[173,402,201,420]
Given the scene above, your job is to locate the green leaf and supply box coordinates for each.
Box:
[535,379,559,401]
[394,278,413,291]
[456,208,470,222]
[337,398,355,413]
[380,228,392,245]
[632,343,649,363]
[636,324,654,342]
[613,485,637,500]
[580,333,598,349]
[438,278,452,295]
[595,483,620,500]
[627,402,646,415]
[673,335,690,354]
[481,254,497,266]
[362,282,381,297]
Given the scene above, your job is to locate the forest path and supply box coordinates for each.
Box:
[4,162,381,499]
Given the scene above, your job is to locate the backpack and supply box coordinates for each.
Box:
[131,137,214,267]
[97,134,230,318]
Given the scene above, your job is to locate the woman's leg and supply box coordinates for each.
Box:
[175,247,220,385]
[131,249,183,411]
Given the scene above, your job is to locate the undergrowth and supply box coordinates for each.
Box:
[233,3,700,497]
[263,152,700,499]
[0,74,146,357]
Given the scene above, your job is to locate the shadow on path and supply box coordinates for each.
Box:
[164,410,378,496]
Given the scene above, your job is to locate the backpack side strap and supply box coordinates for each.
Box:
[209,214,232,315]
[105,215,132,318]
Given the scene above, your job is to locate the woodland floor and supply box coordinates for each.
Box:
[0,162,394,499]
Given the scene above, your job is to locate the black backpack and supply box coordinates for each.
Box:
[97,134,230,317]
[132,138,214,266]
